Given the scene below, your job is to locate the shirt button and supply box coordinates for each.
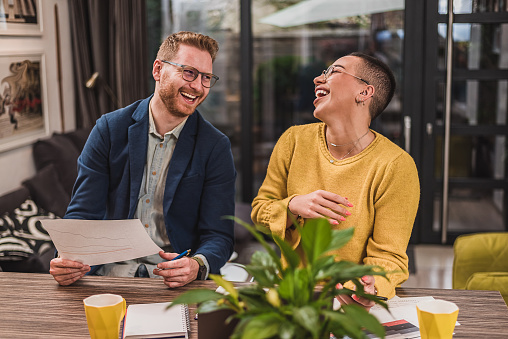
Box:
[152,171,156,175]
[144,224,149,228]
[159,144,163,148]
[146,199,150,203]
[330,159,334,163]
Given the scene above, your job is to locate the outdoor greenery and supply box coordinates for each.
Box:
[169,217,389,339]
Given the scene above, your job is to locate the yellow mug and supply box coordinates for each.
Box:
[416,299,459,339]
[83,294,126,339]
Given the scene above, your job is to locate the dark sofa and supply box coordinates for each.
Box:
[0,128,91,273]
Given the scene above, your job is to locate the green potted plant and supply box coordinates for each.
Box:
[170,217,389,339]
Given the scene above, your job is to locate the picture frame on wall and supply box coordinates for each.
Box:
[0,52,49,153]
[0,0,42,36]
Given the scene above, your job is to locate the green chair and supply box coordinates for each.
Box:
[453,232,508,305]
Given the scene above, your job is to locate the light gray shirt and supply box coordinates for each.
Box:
[97,102,196,278]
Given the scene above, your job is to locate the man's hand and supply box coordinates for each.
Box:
[288,190,353,226]
[335,276,377,311]
[154,251,199,288]
[49,258,90,286]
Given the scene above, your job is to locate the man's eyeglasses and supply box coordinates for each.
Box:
[322,65,370,85]
[161,60,219,88]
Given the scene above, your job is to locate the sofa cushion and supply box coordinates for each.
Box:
[32,133,81,195]
[64,127,92,151]
[0,186,30,214]
[466,272,508,304]
[22,163,70,217]
[0,199,55,261]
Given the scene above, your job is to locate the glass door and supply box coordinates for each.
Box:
[420,0,508,243]
[251,0,406,197]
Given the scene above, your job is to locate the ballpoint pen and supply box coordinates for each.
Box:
[171,249,191,261]
[155,249,191,271]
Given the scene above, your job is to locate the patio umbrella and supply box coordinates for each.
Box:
[259,0,404,28]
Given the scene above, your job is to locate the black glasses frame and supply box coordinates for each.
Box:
[161,60,219,88]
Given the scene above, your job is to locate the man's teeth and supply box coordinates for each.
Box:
[315,90,328,97]
[181,92,197,99]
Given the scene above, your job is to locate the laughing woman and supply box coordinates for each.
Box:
[251,52,420,309]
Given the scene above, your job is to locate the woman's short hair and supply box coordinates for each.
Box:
[157,31,219,62]
[349,52,396,120]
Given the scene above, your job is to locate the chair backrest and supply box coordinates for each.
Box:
[452,232,508,289]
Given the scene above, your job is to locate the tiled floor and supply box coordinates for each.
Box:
[402,245,454,289]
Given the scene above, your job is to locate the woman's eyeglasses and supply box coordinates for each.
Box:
[322,65,370,85]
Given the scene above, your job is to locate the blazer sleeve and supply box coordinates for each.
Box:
[65,117,111,220]
[194,134,237,274]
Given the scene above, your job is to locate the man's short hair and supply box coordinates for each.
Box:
[157,31,219,63]
[349,52,396,120]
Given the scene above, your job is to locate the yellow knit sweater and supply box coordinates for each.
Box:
[251,123,420,298]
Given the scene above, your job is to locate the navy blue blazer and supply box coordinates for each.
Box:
[65,96,236,274]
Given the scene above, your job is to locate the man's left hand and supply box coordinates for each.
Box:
[153,251,199,288]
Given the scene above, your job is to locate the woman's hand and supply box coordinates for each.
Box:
[288,190,353,226]
[335,276,377,311]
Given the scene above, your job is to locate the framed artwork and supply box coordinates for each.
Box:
[0,0,42,36]
[0,52,48,153]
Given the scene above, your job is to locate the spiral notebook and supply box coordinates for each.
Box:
[122,302,190,339]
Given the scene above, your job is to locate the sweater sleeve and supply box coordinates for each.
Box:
[365,153,420,299]
[251,128,301,247]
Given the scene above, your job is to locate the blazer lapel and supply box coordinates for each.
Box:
[128,98,150,216]
[163,111,198,214]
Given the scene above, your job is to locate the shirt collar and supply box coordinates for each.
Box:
[148,100,187,140]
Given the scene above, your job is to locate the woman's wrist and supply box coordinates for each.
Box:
[288,196,298,216]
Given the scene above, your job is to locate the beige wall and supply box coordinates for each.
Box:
[0,0,75,195]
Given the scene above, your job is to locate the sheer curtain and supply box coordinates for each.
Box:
[68,0,148,129]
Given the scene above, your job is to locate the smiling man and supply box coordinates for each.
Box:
[49,31,236,288]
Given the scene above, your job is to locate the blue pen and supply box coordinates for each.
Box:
[156,249,191,271]
[171,249,191,261]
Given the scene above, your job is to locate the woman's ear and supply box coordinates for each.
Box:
[360,85,375,100]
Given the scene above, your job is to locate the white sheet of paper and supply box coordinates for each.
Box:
[41,219,163,266]
[369,296,436,326]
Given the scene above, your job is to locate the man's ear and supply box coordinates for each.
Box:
[152,59,162,82]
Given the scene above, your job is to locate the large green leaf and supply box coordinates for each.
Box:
[323,310,369,339]
[250,251,279,270]
[342,304,386,338]
[240,313,283,339]
[197,299,228,311]
[294,269,311,306]
[168,289,223,307]
[278,268,296,301]
[246,251,281,287]
[245,266,279,287]
[325,227,355,252]
[292,305,320,338]
[223,216,282,271]
[210,274,238,300]
[273,234,300,269]
[300,218,332,264]
[277,321,296,339]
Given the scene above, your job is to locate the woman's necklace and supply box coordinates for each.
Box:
[328,130,370,160]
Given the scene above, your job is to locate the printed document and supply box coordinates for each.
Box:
[41,219,163,266]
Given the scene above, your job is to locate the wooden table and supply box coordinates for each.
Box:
[1,272,507,338]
